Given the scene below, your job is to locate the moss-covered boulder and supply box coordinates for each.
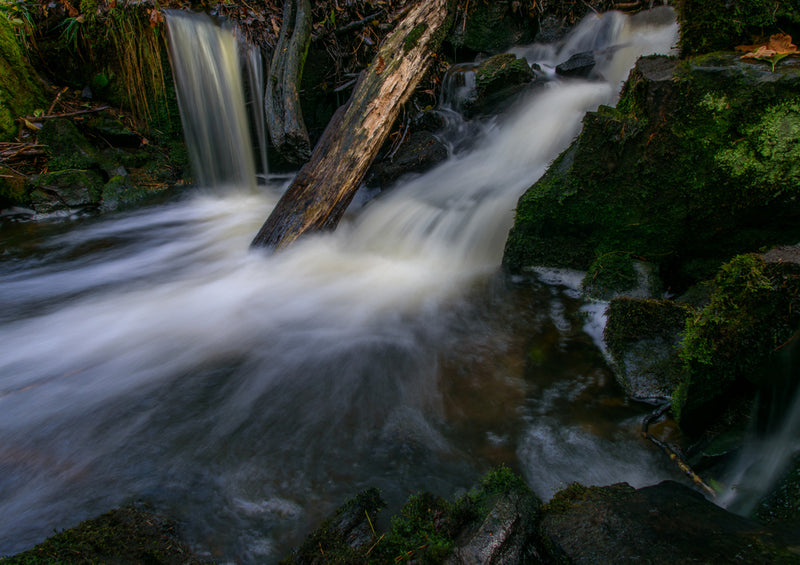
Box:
[0,13,47,141]
[463,53,536,117]
[1,503,203,564]
[28,169,105,213]
[674,253,800,432]
[604,297,692,400]
[503,53,800,293]
[677,0,800,56]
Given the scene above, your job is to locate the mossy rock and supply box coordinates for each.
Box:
[503,53,800,293]
[0,14,47,141]
[282,466,539,564]
[1,503,202,564]
[28,169,104,214]
[674,254,800,432]
[604,297,692,399]
[37,118,100,171]
[677,0,800,56]
[463,52,535,117]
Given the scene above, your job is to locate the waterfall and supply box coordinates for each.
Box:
[0,8,682,562]
[165,10,258,191]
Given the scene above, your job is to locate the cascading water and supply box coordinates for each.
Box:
[165,11,260,190]
[0,8,696,563]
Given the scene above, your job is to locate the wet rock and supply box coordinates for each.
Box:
[281,487,385,564]
[464,53,536,117]
[503,53,800,290]
[28,169,104,214]
[604,297,691,401]
[539,481,800,564]
[447,489,541,565]
[368,130,448,188]
[555,51,596,78]
[2,502,203,564]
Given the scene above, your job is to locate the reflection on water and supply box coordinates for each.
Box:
[0,8,683,563]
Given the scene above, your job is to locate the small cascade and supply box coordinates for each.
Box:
[719,331,800,515]
[165,10,257,191]
[242,41,270,180]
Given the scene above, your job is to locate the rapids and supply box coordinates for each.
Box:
[0,8,698,562]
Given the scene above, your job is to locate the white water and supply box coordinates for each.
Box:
[0,9,681,562]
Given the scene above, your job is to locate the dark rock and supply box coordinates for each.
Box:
[447,489,541,565]
[604,297,691,401]
[2,502,203,564]
[676,255,800,432]
[503,54,800,291]
[28,169,104,214]
[368,130,448,188]
[281,487,385,564]
[464,53,536,117]
[555,51,596,78]
[539,481,800,564]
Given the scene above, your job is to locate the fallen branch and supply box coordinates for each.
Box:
[251,0,451,250]
[21,106,111,121]
[641,402,717,498]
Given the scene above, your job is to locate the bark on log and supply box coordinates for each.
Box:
[265,0,313,164]
[251,0,450,251]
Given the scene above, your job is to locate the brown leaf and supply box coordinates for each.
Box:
[739,32,798,58]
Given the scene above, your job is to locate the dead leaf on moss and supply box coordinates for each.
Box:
[739,33,798,71]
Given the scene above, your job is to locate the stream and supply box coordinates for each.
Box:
[0,8,691,563]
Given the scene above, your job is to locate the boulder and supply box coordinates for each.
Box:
[539,481,800,564]
[604,297,691,401]
[503,53,800,293]
[555,51,596,78]
[463,53,536,118]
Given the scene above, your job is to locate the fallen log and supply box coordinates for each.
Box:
[265,0,313,164]
[251,0,451,250]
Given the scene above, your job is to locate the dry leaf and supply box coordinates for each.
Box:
[740,33,798,71]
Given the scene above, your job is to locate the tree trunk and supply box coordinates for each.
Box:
[265,0,313,164]
[251,0,450,251]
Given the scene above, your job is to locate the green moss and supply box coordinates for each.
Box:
[503,54,800,292]
[374,492,454,564]
[1,503,201,564]
[674,254,800,427]
[604,297,692,355]
[0,13,46,141]
[404,23,427,53]
[582,252,637,298]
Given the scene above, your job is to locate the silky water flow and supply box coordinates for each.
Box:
[2,8,778,563]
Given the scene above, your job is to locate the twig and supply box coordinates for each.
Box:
[47,86,70,115]
[334,11,383,36]
[22,106,111,121]
[641,402,717,498]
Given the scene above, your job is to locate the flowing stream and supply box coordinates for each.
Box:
[0,9,697,563]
